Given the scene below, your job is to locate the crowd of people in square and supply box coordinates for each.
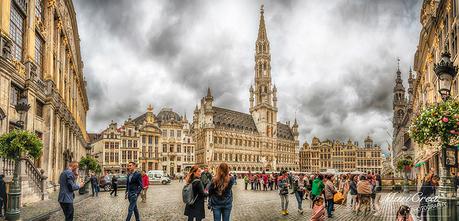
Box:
[241,171,384,219]
[54,160,452,221]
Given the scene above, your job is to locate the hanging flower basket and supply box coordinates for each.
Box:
[409,99,459,145]
[397,159,413,172]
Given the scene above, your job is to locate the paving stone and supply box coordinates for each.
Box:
[47,181,422,221]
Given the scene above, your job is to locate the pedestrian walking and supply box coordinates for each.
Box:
[0,175,7,217]
[373,173,383,216]
[208,163,235,221]
[349,175,358,211]
[110,174,118,196]
[356,175,372,215]
[140,170,149,203]
[417,174,439,221]
[292,173,306,214]
[278,170,290,215]
[324,175,336,218]
[125,162,143,221]
[243,175,249,190]
[201,167,213,191]
[90,173,99,197]
[310,174,325,205]
[58,161,84,221]
[310,197,325,221]
[184,165,206,221]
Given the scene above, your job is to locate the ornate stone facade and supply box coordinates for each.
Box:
[90,106,195,176]
[0,0,89,184]
[394,0,459,185]
[193,6,299,172]
[299,136,383,174]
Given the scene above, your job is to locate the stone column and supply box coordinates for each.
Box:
[42,103,55,179]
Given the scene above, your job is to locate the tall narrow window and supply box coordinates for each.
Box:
[36,99,44,118]
[35,0,44,22]
[10,5,25,61]
[35,34,44,79]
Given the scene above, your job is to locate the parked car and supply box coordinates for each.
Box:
[99,174,128,191]
[147,170,171,185]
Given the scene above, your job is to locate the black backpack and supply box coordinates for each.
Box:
[183,179,200,206]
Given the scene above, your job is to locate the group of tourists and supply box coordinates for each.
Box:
[57,161,149,221]
[183,163,236,221]
[240,170,384,220]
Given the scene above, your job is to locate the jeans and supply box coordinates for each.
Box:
[126,194,140,221]
[59,202,74,221]
[326,199,334,217]
[294,191,304,210]
[280,194,289,210]
[213,206,232,221]
[91,184,99,197]
[244,182,248,190]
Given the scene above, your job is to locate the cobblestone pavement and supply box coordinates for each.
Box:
[48,181,421,221]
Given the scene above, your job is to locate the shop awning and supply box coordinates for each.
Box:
[415,150,438,167]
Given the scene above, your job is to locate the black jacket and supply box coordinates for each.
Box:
[419,181,436,203]
[184,179,206,219]
[209,176,235,209]
[0,178,6,200]
[126,172,143,196]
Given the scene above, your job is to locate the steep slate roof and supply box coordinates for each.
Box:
[132,113,147,125]
[211,106,295,141]
[277,122,294,140]
[88,133,102,143]
[212,107,258,133]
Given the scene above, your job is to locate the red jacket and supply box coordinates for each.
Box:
[142,175,149,189]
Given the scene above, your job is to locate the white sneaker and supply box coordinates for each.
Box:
[373,212,381,216]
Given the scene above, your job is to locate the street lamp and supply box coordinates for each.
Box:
[6,95,30,220]
[434,51,458,101]
[433,51,458,221]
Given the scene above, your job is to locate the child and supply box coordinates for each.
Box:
[396,205,414,221]
[310,197,326,221]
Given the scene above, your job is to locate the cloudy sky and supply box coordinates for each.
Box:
[74,0,422,154]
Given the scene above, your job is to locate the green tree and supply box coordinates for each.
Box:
[0,130,43,160]
[79,156,101,175]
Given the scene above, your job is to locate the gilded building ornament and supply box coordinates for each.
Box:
[48,0,56,8]
[57,18,63,31]
[63,36,68,46]
[447,0,452,12]
[12,60,26,76]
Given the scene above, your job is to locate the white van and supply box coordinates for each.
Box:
[147,170,171,185]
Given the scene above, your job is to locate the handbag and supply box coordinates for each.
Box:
[333,191,345,204]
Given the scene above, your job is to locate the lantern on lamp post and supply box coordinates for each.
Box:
[433,51,458,221]
[5,95,30,220]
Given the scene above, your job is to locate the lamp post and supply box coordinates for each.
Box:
[433,51,458,221]
[5,96,30,220]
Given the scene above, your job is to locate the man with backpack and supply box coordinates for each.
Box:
[200,167,212,191]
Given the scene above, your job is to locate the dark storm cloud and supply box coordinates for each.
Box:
[74,0,422,153]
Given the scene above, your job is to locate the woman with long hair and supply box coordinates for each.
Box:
[184,165,206,221]
[208,163,235,221]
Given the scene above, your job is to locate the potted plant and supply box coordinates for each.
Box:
[78,156,101,194]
